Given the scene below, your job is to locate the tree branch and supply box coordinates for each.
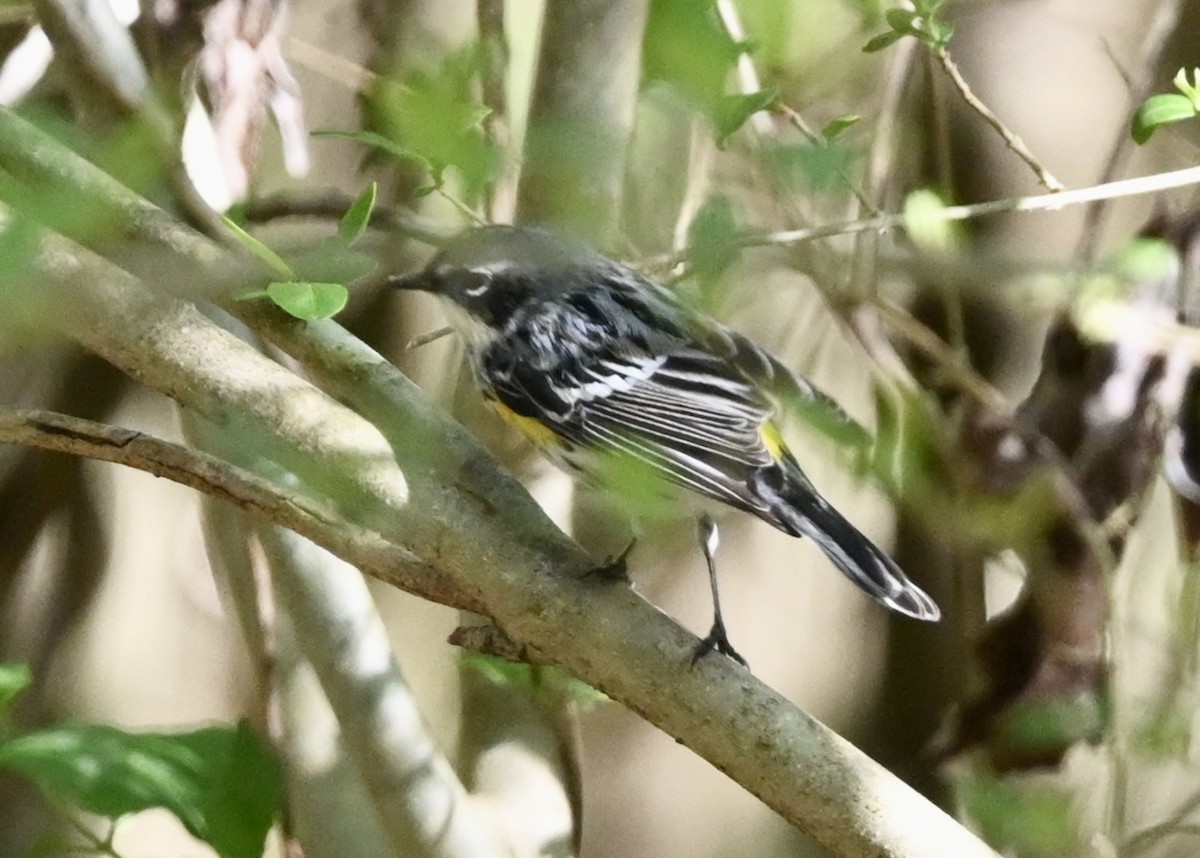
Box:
[0,407,473,613]
[0,107,1000,856]
[517,0,650,242]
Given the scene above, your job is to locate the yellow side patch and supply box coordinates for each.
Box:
[760,421,787,462]
[492,400,561,449]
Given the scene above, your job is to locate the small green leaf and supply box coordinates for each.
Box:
[1173,67,1200,105]
[266,281,349,320]
[0,664,31,713]
[221,215,293,279]
[1131,93,1197,144]
[926,18,954,47]
[862,30,904,52]
[712,88,777,147]
[337,182,377,246]
[0,721,281,858]
[884,7,919,34]
[821,115,860,140]
[312,129,434,171]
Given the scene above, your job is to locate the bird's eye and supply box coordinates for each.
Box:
[462,269,493,297]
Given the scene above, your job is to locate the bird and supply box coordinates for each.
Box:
[389,225,940,663]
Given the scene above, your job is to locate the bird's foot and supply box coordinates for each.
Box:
[587,538,637,583]
[691,620,748,668]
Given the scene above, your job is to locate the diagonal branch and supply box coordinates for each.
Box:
[0,407,474,613]
[0,106,1000,856]
[933,46,1065,192]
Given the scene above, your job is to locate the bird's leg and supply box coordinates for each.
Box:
[691,514,748,667]
[588,536,637,582]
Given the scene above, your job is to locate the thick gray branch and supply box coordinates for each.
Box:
[0,108,999,857]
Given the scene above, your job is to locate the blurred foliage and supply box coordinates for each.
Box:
[903,189,962,255]
[642,0,774,146]
[684,194,742,299]
[763,139,856,194]
[460,654,609,710]
[358,44,500,200]
[958,772,1076,857]
[0,666,280,858]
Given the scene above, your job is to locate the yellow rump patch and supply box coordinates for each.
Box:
[492,400,561,449]
[760,421,787,462]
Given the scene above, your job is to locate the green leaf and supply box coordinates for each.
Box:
[337,182,377,247]
[915,0,948,13]
[221,215,293,279]
[1173,67,1200,105]
[358,48,502,200]
[685,194,742,297]
[0,721,281,858]
[821,115,860,140]
[926,18,954,47]
[1131,92,1197,143]
[459,655,609,709]
[884,7,919,34]
[312,129,434,171]
[265,281,349,320]
[712,88,777,147]
[642,0,743,115]
[862,30,904,52]
[0,664,31,714]
[764,141,853,192]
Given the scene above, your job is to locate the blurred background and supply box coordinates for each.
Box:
[3,0,1200,856]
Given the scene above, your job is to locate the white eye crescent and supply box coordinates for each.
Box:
[464,268,493,297]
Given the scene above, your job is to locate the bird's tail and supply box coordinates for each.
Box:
[773,477,940,621]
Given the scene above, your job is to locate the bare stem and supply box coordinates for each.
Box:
[1076,0,1185,261]
[933,46,1066,192]
[745,164,1200,250]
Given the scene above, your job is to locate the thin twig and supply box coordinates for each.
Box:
[743,164,1200,250]
[1077,0,1185,262]
[404,326,454,351]
[933,46,1066,192]
[477,0,517,223]
[851,36,918,297]
[1123,789,1200,855]
[870,297,1009,411]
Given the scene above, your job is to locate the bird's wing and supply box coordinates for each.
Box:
[481,288,784,515]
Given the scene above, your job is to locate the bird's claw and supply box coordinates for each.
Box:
[691,622,748,668]
[587,538,637,582]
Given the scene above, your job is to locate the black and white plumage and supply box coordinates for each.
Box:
[391,226,940,651]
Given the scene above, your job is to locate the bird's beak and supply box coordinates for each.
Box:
[386,271,433,292]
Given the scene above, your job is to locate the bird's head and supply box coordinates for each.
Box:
[388,225,611,329]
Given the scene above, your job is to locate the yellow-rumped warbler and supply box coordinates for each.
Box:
[391,226,940,662]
